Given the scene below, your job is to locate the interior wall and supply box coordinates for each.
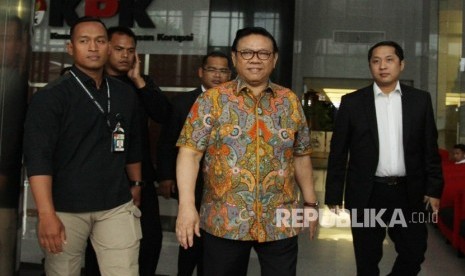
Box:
[208,0,295,88]
[293,0,437,103]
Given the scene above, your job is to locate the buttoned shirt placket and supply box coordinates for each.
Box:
[242,86,271,241]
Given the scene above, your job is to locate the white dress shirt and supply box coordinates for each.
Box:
[374,82,406,177]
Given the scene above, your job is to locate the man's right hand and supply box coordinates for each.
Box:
[158,179,176,199]
[176,203,200,249]
[37,212,66,254]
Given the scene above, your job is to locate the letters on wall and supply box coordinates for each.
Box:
[33,0,209,55]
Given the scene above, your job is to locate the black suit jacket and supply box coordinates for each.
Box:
[157,87,204,203]
[113,74,171,182]
[325,84,443,210]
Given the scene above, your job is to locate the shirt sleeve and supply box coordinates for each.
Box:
[137,75,171,124]
[126,89,143,164]
[176,90,214,152]
[23,89,61,177]
[291,92,312,156]
[157,97,186,181]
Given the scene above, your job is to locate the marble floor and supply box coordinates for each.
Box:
[153,197,465,276]
[17,169,465,275]
[152,225,465,276]
[18,221,465,276]
[18,205,465,276]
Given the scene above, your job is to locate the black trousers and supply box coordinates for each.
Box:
[85,183,163,276]
[178,234,203,276]
[351,181,427,276]
[177,179,204,276]
[202,231,298,276]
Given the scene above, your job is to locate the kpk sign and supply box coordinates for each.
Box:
[46,0,155,28]
[33,0,209,55]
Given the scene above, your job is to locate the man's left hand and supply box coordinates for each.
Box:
[308,219,318,240]
[128,52,146,89]
[304,206,319,240]
[429,196,440,219]
[131,185,142,207]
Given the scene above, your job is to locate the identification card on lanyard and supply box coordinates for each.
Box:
[112,122,125,152]
[70,70,125,153]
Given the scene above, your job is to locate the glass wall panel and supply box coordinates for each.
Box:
[0,0,32,274]
[437,0,464,150]
[208,0,295,87]
[19,0,296,267]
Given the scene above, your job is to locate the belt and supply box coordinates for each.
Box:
[373,176,406,185]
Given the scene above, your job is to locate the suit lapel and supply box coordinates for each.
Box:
[363,86,379,152]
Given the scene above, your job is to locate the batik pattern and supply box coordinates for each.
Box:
[177,79,311,242]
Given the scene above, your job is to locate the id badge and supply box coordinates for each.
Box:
[111,122,125,152]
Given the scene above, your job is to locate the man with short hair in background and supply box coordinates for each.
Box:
[326,41,444,275]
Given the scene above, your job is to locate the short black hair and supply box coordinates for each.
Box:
[70,17,107,40]
[231,27,278,53]
[453,144,465,152]
[202,51,232,70]
[368,41,404,62]
[107,26,137,45]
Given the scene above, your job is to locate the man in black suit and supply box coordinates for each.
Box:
[157,51,231,276]
[325,41,443,276]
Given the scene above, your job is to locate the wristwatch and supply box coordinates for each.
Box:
[303,201,319,208]
[130,181,146,187]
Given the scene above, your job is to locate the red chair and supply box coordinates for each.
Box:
[437,163,465,248]
[442,163,465,181]
[456,189,465,255]
[439,148,452,164]
[437,187,461,248]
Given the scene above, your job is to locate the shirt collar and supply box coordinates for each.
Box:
[113,74,131,83]
[71,65,107,89]
[373,81,402,97]
[201,85,207,92]
[234,76,276,97]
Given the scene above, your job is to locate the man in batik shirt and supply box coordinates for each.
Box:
[175,27,318,276]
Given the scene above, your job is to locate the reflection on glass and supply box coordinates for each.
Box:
[0,15,29,275]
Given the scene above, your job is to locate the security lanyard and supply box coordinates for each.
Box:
[70,70,111,128]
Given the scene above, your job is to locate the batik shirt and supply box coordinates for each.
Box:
[176,78,311,242]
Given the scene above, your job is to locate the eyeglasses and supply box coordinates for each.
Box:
[202,67,231,75]
[236,50,273,60]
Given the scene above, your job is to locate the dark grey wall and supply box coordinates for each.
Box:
[208,0,295,88]
[293,0,438,104]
